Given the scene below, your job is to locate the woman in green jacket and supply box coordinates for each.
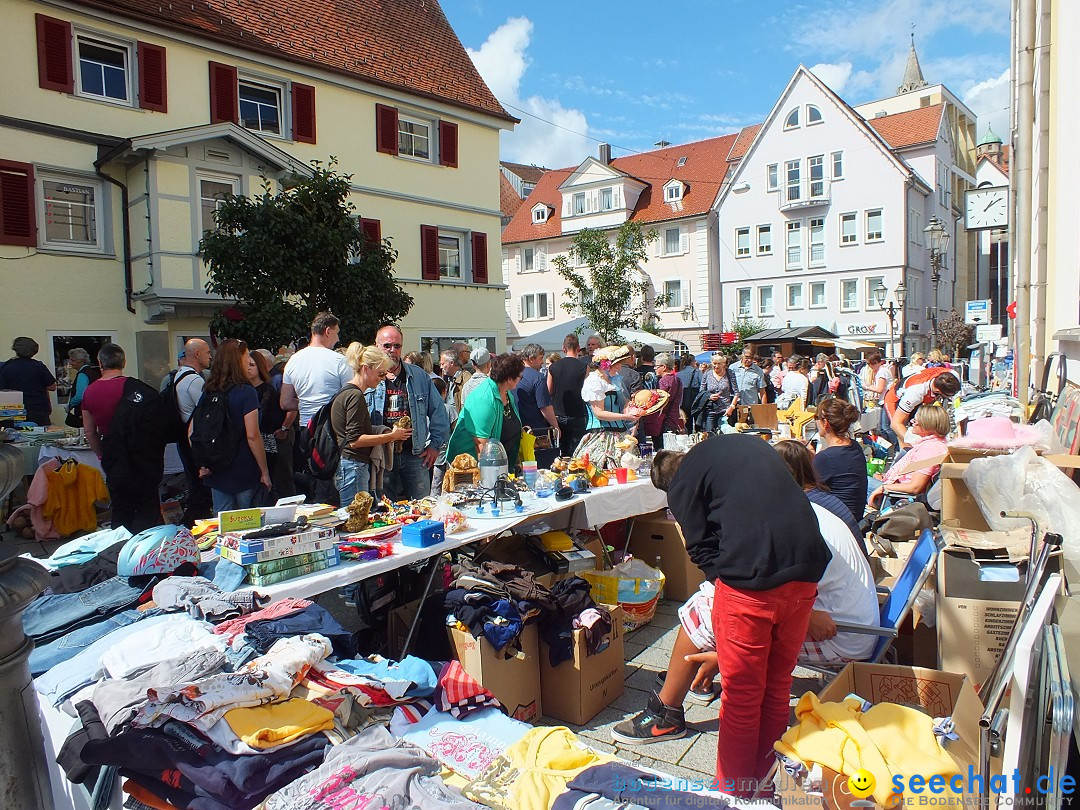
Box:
[444,353,525,470]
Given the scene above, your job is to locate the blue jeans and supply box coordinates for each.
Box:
[22,576,147,645]
[335,456,372,506]
[384,451,432,501]
[29,608,148,676]
[211,486,264,514]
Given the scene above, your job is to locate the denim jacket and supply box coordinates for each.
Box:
[365,361,450,454]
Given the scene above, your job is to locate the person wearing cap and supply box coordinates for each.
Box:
[0,337,57,425]
[573,345,640,465]
[460,347,492,404]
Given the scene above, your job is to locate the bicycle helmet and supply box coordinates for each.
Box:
[117,525,199,577]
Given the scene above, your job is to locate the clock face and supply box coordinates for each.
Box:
[965,187,1009,230]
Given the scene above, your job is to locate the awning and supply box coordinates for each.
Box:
[809,338,878,351]
[745,326,839,343]
[512,317,675,352]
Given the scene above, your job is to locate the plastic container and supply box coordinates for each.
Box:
[478,440,508,488]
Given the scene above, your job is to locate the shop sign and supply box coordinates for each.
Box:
[844,323,883,336]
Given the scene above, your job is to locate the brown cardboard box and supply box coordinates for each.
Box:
[540,606,625,724]
[628,511,705,602]
[737,403,779,430]
[775,663,985,810]
[939,462,992,530]
[448,624,542,723]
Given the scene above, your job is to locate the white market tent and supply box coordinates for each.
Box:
[511,317,676,353]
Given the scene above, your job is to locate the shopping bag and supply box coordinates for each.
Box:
[519,429,536,463]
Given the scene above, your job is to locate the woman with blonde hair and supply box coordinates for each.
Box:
[331,343,410,504]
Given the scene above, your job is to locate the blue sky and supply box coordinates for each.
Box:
[441,0,1011,169]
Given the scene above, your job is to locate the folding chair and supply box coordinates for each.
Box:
[803,527,945,676]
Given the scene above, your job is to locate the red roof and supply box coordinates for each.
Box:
[67,0,514,122]
[501,161,548,185]
[867,104,944,148]
[502,134,739,244]
[500,173,523,220]
[727,124,762,161]
[980,144,1010,177]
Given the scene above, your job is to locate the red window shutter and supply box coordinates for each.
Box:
[420,225,439,280]
[291,83,316,144]
[438,120,459,168]
[375,104,399,155]
[359,217,381,245]
[36,14,73,93]
[208,61,238,124]
[0,160,37,248]
[471,231,489,284]
[137,42,168,112]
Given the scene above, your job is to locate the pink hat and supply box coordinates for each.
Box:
[953,416,1042,449]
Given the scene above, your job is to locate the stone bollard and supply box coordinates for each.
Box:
[0,557,54,809]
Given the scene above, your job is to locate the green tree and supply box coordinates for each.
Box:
[200,159,413,349]
[723,315,771,356]
[934,310,975,358]
[552,222,661,344]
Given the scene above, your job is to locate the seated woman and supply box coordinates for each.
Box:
[612,445,877,745]
[776,439,864,550]
[444,353,525,471]
[868,404,949,508]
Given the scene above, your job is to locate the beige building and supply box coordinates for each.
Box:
[0,0,514,405]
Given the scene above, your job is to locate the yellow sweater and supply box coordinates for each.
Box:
[775,693,962,807]
[43,460,108,537]
[224,698,334,749]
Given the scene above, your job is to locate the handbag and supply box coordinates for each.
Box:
[519,429,537,463]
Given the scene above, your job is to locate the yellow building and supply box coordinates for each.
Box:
[0,0,515,406]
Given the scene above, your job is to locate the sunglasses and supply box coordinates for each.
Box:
[381,343,402,350]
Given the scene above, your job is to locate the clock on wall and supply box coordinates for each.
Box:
[964,186,1009,230]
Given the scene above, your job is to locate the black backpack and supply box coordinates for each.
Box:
[160,367,199,444]
[189,387,242,473]
[304,385,357,481]
[64,365,102,428]
[101,377,169,481]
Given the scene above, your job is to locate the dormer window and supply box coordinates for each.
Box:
[663,179,684,202]
[807,105,823,125]
[784,108,800,129]
[677,156,687,167]
[531,203,551,224]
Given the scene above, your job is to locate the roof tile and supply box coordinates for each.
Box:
[867,104,944,148]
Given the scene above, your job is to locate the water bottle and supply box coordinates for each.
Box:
[638,440,653,475]
[478,440,508,488]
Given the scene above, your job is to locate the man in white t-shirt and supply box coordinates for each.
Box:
[280,312,351,501]
[161,338,212,524]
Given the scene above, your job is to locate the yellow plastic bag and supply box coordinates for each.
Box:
[519,428,536,462]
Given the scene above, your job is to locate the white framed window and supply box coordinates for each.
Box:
[786,221,802,268]
[523,247,535,273]
[664,181,683,202]
[908,208,922,245]
[784,108,800,129]
[809,218,825,267]
[866,209,883,242]
[663,279,683,310]
[841,279,858,312]
[831,151,844,179]
[520,292,553,321]
[737,288,752,317]
[573,192,586,216]
[907,276,920,309]
[807,105,823,125]
[238,78,285,136]
[756,224,772,255]
[664,227,681,256]
[787,283,804,310]
[735,227,750,257]
[601,187,614,210]
[439,233,462,279]
[809,281,826,308]
[766,164,778,191]
[198,175,238,237]
[397,114,431,160]
[808,155,825,198]
[76,34,133,105]
[840,212,857,245]
[532,206,548,224]
[785,159,801,202]
[758,285,774,316]
[522,182,536,197]
[866,275,884,309]
[38,172,105,252]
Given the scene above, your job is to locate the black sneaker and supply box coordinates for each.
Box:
[611,691,686,745]
[654,670,720,705]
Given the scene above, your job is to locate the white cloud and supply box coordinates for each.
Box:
[809,62,853,94]
[964,69,1010,138]
[466,17,592,168]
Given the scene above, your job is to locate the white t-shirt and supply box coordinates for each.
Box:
[175,369,205,423]
[283,346,351,425]
[811,504,878,661]
[779,371,808,405]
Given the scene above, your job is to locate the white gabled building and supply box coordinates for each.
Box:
[716,56,975,357]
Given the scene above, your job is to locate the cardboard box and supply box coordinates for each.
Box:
[448,624,542,723]
[776,663,985,810]
[737,403,779,430]
[540,606,624,725]
[939,462,992,531]
[628,510,705,602]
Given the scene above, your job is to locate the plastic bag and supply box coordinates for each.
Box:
[583,555,664,605]
[963,446,1080,557]
[431,498,469,533]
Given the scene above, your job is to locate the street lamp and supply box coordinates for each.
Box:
[923,217,951,348]
[874,281,907,360]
